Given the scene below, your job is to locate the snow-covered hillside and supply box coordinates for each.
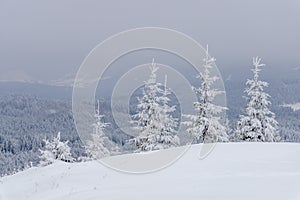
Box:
[1,143,300,200]
[282,103,300,112]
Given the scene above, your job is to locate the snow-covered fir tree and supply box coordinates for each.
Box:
[157,75,180,149]
[86,100,116,159]
[183,46,229,143]
[236,57,280,142]
[130,59,180,151]
[40,132,73,165]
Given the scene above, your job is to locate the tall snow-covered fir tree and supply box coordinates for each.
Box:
[86,100,116,159]
[40,132,73,166]
[236,57,280,142]
[183,46,229,143]
[157,75,180,149]
[130,59,179,151]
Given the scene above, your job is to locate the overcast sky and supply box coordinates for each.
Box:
[0,0,299,82]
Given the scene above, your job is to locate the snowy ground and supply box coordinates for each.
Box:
[1,143,300,200]
[282,103,300,112]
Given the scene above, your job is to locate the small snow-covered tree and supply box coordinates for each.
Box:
[183,46,229,143]
[157,75,180,149]
[86,100,113,159]
[40,132,73,165]
[236,57,280,142]
[130,60,179,151]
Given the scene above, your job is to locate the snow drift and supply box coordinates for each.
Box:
[1,143,300,200]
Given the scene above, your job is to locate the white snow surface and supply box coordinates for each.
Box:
[282,103,300,112]
[1,143,300,200]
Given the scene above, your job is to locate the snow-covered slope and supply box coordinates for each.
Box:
[1,143,300,200]
[282,103,300,112]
